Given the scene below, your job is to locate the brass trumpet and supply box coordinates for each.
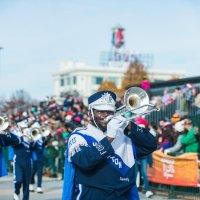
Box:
[40,125,51,137]
[114,87,159,121]
[30,127,41,139]
[30,125,50,140]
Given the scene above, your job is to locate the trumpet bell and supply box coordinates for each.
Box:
[40,125,51,137]
[124,87,149,114]
[0,115,9,132]
[31,128,41,137]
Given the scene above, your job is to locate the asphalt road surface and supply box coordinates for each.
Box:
[0,175,179,200]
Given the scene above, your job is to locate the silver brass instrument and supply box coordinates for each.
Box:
[15,120,50,140]
[114,87,159,121]
[30,122,42,140]
[40,125,51,137]
[30,125,50,140]
[0,114,9,132]
[30,127,41,139]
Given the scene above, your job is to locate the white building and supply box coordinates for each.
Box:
[52,61,185,101]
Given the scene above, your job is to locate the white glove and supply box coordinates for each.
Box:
[23,135,33,143]
[33,134,42,142]
[22,128,33,143]
[164,149,170,155]
[106,115,128,138]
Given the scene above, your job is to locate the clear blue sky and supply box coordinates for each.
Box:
[0,0,200,100]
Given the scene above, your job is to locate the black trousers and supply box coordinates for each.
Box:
[14,159,31,200]
[30,160,43,187]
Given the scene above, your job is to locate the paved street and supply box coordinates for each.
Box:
[0,175,62,200]
[0,175,177,200]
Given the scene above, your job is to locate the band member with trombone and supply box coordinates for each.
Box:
[0,115,34,200]
[29,124,50,193]
[62,88,158,200]
[11,120,36,200]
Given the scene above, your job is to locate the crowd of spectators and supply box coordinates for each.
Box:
[150,83,200,116]
[3,94,90,179]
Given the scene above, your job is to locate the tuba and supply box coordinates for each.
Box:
[114,87,159,121]
[0,114,9,132]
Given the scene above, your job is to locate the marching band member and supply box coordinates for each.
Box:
[29,126,48,193]
[11,120,35,200]
[62,90,157,200]
[0,122,22,177]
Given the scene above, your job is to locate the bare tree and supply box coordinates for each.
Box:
[3,89,35,114]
